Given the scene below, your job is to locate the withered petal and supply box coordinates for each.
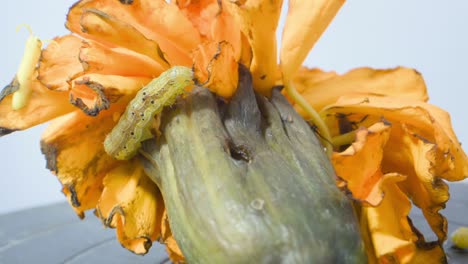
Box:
[96,160,164,255]
[67,0,200,66]
[192,41,239,98]
[333,122,392,206]
[324,95,468,182]
[38,34,84,91]
[70,74,151,115]
[80,40,167,77]
[0,79,75,133]
[223,0,282,94]
[40,103,126,217]
[78,8,170,67]
[294,67,428,115]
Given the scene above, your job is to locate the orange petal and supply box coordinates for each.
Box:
[160,210,185,262]
[40,104,125,217]
[78,8,169,67]
[280,0,344,80]
[211,7,243,61]
[0,79,75,134]
[360,173,417,262]
[176,0,220,38]
[383,124,449,242]
[80,40,167,77]
[333,122,391,206]
[38,35,84,91]
[96,160,164,255]
[177,0,246,64]
[67,0,200,66]
[223,0,282,94]
[192,41,239,98]
[359,172,447,262]
[323,95,468,182]
[70,74,151,116]
[294,67,428,114]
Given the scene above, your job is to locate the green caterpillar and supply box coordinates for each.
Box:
[104,66,194,160]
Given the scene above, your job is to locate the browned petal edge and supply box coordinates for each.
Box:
[40,139,58,172]
[119,0,134,5]
[69,78,110,116]
[95,205,125,227]
[0,77,19,102]
[192,41,225,86]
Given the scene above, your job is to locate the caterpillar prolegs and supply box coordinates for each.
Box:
[104,66,194,160]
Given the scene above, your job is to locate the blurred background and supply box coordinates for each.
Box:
[1,0,467,214]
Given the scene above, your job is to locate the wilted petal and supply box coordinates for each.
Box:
[40,104,125,217]
[0,79,75,134]
[323,95,468,182]
[80,41,167,77]
[280,0,345,80]
[177,0,243,61]
[38,35,84,91]
[333,122,391,206]
[384,124,449,242]
[160,210,185,262]
[294,67,428,115]
[192,41,239,98]
[67,0,200,65]
[70,74,151,116]
[78,8,169,68]
[360,173,417,261]
[96,160,164,255]
[223,0,282,94]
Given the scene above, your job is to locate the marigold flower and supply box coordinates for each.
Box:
[1,0,466,263]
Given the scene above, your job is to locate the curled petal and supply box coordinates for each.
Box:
[67,0,200,65]
[384,124,449,242]
[38,35,84,91]
[96,160,164,255]
[294,67,428,114]
[323,95,468,182]
[0,79,75,134]
[359,172,446,263]
[223,0,282,94]
[40,104,126,217]
[70,74,151,116]
[192,41,239,98]
[333,122,391,206]
[280,0,345,80]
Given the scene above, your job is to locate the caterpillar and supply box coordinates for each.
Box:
[104,66,194,160]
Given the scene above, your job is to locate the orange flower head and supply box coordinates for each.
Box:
[1,0,467,263]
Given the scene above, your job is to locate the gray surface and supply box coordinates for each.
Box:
[0,203,170,264]
[0,183,466,263]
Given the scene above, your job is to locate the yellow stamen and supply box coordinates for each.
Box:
[12,25,42,110]
[284,81,332,157]
[331,130,357,148]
